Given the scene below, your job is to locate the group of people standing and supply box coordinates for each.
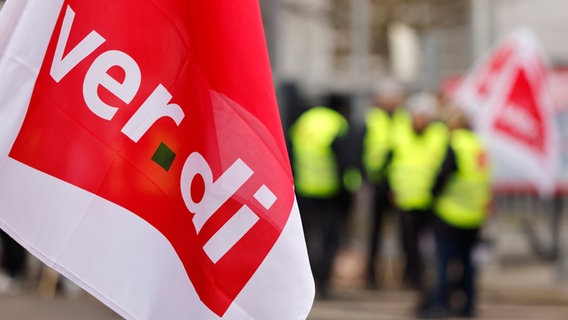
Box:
[287,79,492,318]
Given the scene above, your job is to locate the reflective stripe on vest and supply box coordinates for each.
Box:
[435,129,491,229]
[289,106,348,198]
[388,121,448,210]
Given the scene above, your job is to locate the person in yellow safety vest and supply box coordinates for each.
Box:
[288,94,361,299]
[419,107,492,319]
[362,78,408,289]
[387,92,449,296]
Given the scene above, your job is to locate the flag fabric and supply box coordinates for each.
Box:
[451,28,559,196]
[0,0,314,319]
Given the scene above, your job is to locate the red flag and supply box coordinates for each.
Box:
[0,1,314,319]
[451,28,559,196]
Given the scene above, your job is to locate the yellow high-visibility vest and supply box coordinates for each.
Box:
[435,129,491,229]
[388,121,448,210]
[289,106,349,198]
[363,108,409,183]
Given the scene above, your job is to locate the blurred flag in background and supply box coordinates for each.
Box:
[451,28,559,197]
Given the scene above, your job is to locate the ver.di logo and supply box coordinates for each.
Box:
[10,3,293,316]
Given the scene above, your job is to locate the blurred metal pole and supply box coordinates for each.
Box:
[348,0,371,239]
[422,33,440,91]
[259,0,279,83]
[259,0,288,127]
[551,196,562,260]
[349,0,371,126]
[350,0,370,91]
[555,195,568,280]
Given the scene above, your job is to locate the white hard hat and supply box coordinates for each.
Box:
[406,92,438,118]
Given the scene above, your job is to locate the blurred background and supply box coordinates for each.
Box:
[2,0,568,319]
[261,0,568,319]
[261,0,568,109]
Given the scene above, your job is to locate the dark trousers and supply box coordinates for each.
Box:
[432,224,479,316]
[367,182,389,287]
[297,194,344,297]
[399,209,431,290]
[0,230,26,278]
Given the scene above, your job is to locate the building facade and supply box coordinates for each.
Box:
[261,0,568,103]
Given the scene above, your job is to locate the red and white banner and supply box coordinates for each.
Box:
[0,1,314,319]
[451,28,559,196]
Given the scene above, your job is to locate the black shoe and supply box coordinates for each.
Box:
[417,306,449,319]
[454,309,475,318]
[365,279,379,291]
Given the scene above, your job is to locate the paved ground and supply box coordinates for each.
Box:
[307,261,568,319]
[0,259,565,320]
[2,194,568,319]
[3,277,567,320]
[306,240,568,320]
[0,292,121,320]
[308,289,568,320]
